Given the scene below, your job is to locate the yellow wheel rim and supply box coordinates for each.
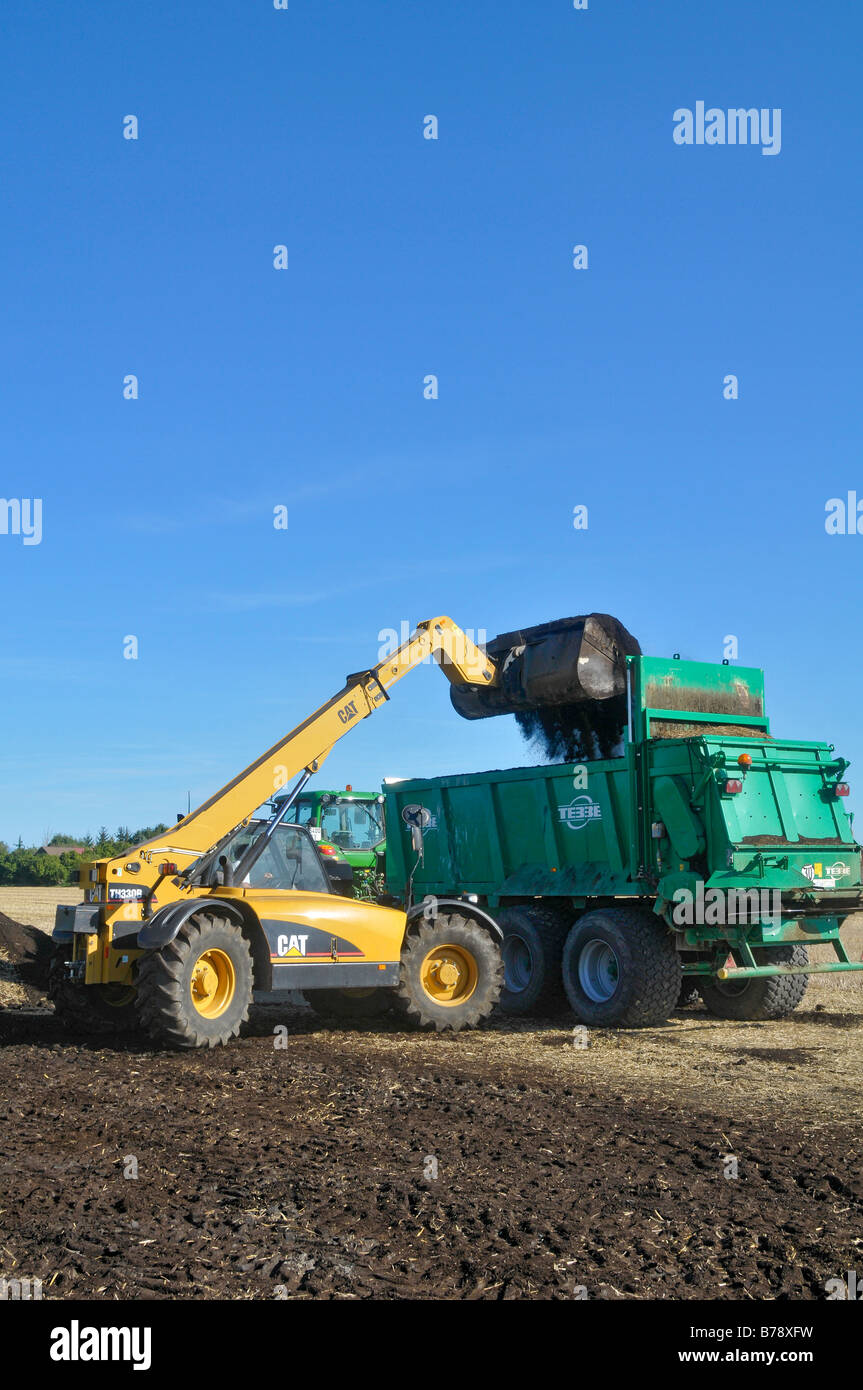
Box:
[190,947,236,1019]
[419,943,478,1006]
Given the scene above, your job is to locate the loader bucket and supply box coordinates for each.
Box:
[449,614,641,720]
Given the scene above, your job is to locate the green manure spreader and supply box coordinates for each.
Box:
[385,652,863,1027]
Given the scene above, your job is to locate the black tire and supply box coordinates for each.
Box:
[496,904,571,1016]
[698,944,809,1020]
[393,914,503,1032]
[562,906,681,1028]
[47,947,138,1035]
[135,912,253,1049]
[305,987,394,1019]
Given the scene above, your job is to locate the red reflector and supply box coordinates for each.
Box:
[835,783,850,797]
[724,779,743,794]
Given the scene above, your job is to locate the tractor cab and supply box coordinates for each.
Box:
[274,788,386,899]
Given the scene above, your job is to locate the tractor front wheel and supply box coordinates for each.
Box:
[393,914,502,1031]
[135,912,253,1049]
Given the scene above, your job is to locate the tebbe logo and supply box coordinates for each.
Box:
[558,796,602,830]
[802,861,849,883]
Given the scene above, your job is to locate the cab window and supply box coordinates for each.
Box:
[279,800,314,828]
[319,799,383,851]
[226,825,329,893]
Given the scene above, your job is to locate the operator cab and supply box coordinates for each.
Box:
[216,822,330,892]
[183,808,355,898]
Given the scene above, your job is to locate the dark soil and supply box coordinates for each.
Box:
[0,1001,859,1301]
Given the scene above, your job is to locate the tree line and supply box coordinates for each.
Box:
[0,827,170,886]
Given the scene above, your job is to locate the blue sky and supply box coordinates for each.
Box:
[1,0,861,845]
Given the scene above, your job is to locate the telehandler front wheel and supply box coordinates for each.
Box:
[562,907,681,1028]
[48,948,139,1034]
[393,914,503,1032]
[698,944,809,1020]
[135,912,253,1049]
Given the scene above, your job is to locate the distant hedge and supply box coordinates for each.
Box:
[0,826,170,887]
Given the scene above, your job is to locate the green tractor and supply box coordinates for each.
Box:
[275,787,386,901]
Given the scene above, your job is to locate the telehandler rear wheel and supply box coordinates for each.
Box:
[306,987,394,1020]
[393,914,502,1032]
[135,912,253,1049]
[698,944,809,1020]
[48,947,138,1034]
[562,907,681,1028]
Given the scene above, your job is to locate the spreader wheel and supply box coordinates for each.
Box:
[496,903,572,1016]
[698,945,809,1020]
[562,907,681,1028]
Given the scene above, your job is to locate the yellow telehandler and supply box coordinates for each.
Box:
[50,619,506,1048]
[50,611,631,1047]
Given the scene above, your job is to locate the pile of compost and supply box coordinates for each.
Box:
[0,913,53,1005]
